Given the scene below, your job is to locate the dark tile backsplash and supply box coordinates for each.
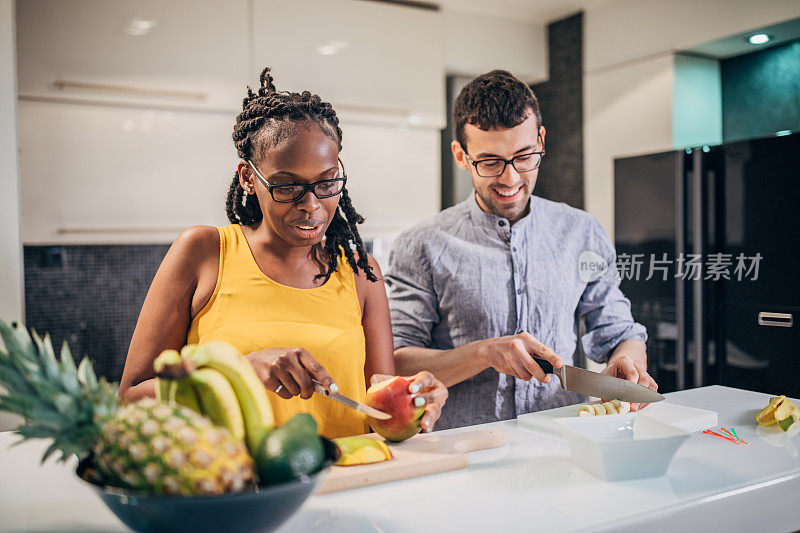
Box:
[24,245,170,382]
[532,12,585,209]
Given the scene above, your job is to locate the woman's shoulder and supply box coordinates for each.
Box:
[173,225,221,256]
[165,226,222,276]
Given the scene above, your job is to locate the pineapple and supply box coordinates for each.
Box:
[0,321,255,496]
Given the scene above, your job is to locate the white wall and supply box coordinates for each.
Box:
[583,0,800,238]
[442,8,547,83]
[584,54,675,237]
[1,0,23,323]
[585,0,800,73]
[672,54,722,149]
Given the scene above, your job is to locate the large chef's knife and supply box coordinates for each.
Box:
[312,380,392,420]
[532,357,664,404]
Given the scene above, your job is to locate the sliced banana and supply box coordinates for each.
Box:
[612,399,631,414]
[576,400,631,416]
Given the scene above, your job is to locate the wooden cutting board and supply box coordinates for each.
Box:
[517,401,718,439]
[315,429,508,494]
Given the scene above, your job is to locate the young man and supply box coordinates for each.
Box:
[385,70,657,430]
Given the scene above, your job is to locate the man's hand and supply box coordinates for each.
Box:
[601,354,658,412]
[476,332,564,383]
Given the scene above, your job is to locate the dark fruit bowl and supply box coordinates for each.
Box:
[76,438,339,533]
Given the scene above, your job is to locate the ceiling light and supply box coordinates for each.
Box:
[776,130,792,136]
[315,40,348,56]
[124,17,157,36]
[748,33,770,45]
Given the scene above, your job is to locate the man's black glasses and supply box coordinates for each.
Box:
[462,139,545,178]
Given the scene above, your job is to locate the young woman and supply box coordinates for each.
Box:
[118,68,447,438]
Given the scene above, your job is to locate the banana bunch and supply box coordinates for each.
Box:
[155,342,275,454]
[577,399,631,416]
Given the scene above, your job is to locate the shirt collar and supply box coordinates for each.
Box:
[466,191,536,233]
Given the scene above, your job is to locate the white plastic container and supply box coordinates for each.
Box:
[553,413,690,481]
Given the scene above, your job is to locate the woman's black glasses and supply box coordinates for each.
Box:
[247,159,347,203]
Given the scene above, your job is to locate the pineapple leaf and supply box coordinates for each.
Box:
[0,321,38,364]
[52,393,78,419]
[0,320,117,465]
[41,440,62,463]
[57,345,81,397]
[37,334,62,385]
[76,356,98,388]
[16,424,57,440]
[0,394,32,416]
[0,362,35,396]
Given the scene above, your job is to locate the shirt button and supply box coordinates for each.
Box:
[517,289,523,295]
[498,221,506,227]
[512,247,517,252]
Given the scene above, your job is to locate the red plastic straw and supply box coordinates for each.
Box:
[703,430,742,445]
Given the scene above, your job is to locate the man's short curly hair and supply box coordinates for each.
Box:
[453,70,542,151]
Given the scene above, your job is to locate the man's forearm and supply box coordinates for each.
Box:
[394,342,489,388]
[608,339,647,368]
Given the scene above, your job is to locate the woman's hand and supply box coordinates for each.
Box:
[371,371,449,433]
[245,347,336,400]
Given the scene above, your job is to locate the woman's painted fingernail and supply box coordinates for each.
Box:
[330,383,339,394]
[409,384,420,394]
[414,396,426,407]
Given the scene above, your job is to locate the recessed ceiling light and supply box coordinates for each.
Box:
[748,33,770,45]
[124,17,157,36]
[315,40,348,56]
[776,130,792,136]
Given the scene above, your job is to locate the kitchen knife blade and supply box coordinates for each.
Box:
[532,357,664,404]
[312,380,392,420]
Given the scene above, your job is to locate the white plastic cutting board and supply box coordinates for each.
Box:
[517,401,718,439]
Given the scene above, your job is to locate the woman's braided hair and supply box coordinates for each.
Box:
[226,67,376,282]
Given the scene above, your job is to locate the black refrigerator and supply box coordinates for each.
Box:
[614,133,800,397]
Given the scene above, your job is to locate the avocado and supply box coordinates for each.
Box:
[255,413,325,484]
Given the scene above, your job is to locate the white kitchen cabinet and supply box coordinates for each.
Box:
[251,0,446,129]
[339,120,440,239]
[18,101,440,245]
[19,100,236,244]
[16,0,249,111]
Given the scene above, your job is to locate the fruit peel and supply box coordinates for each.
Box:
[757,395,799,432]
[756,395,785,425]
[334,436,393,466]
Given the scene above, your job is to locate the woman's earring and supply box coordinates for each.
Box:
[242,189,248,207]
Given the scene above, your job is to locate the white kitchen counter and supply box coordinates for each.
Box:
[2,385,799,533]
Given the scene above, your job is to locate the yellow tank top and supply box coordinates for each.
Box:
[187,224,369,438]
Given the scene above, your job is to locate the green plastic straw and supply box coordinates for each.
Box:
[729,427,741,441]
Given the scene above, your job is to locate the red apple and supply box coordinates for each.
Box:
[365,376,425,442]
